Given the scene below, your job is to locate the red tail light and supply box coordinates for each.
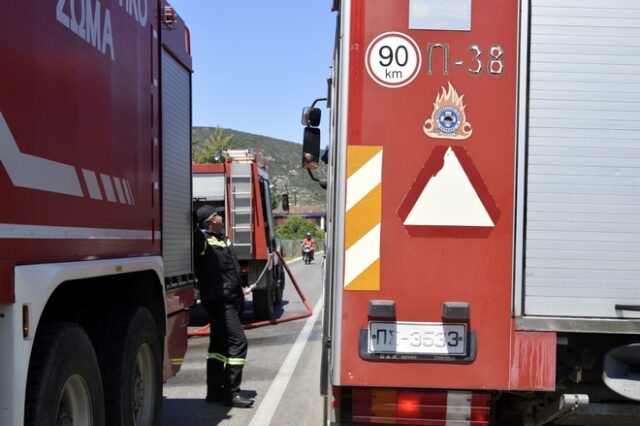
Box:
[352,387,490,425]
[397,390,421,419]
[470,393,491,424]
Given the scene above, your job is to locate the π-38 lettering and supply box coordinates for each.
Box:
[365,32,506,89]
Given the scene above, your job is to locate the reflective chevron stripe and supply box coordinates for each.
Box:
[344,146,383,291]
[1,112,136,205]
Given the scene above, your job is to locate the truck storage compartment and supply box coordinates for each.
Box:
[522,0,640,318]
[162,49,193,278]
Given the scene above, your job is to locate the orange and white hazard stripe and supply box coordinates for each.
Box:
[344,146,382,291]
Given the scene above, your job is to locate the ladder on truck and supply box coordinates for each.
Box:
[228,150,254,258]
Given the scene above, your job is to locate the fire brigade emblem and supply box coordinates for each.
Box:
[423,82,472,140]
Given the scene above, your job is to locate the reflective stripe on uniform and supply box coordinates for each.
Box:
[207,352,245,367]
[197,233,229,255]
[207,236,231,248]
[207,352,228,363]
[227,357,245,366]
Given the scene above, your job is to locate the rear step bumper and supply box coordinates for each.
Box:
[548,401,640,426]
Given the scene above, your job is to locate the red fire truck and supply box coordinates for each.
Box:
[0,1,194,424]
[192,149,286,321]
[303,0,640,425]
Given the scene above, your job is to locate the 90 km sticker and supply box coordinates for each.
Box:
[365,32,422,88]
[366,32,506,89]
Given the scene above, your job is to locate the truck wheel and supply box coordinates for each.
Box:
[253,283,274,321]
[25,321,105,426]
[91,306,162,426]
[273,264,285,305]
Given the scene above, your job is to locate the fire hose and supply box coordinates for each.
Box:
[188,250,314,337]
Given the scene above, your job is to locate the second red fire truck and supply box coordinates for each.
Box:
[193,149,286,322]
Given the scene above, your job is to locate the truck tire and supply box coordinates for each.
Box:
[253,282,274,321]
[91,306,162,426]
[25,321,105,426]
[273,264,285,305]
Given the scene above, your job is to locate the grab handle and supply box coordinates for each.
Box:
[615,304,640,312]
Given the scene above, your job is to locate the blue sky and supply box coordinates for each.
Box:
[169,1,336,144]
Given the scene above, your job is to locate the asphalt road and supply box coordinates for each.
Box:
[162,255,325,426]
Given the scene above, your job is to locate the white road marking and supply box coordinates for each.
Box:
[248,296,324,426]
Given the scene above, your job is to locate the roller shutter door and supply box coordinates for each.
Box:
[161,50,192,277]
[524,0,640,317]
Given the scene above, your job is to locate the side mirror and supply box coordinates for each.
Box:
[301,107,322,127]
[302,127,321,170]
[281,193,290,212]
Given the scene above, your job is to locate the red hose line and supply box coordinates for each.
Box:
[188,251,314,337]
[275,249,315,313]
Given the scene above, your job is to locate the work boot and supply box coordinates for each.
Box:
[224,394,254,408]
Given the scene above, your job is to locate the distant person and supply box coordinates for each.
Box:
[301,232,315,261]
[193,205,254,408]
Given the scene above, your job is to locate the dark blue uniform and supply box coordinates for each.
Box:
[193,227,250,406]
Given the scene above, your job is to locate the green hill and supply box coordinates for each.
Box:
[192,127,327,207]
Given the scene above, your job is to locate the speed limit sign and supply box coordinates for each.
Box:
[365,32,421,88]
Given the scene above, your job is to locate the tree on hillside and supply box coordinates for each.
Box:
[271,192,282,211]
[275,216,322,240]
[193,127,233,163]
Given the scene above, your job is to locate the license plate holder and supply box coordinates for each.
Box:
[368,321,467,357]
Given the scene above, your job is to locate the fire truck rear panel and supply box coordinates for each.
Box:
[337,0,555,391]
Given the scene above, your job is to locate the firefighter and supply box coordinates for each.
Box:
[193,205,255,408]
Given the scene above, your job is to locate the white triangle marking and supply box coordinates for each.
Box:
[404,147,494,227]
